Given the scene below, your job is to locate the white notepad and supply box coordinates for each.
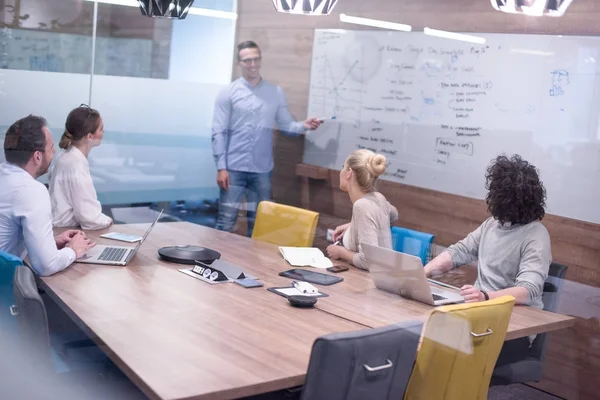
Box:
[278,247,333,269]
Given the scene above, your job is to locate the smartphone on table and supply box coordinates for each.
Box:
[234,278,264,288]
[327,265,349,273]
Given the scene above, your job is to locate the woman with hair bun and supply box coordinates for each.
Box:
[49,105,112,230]
[326,149,398,270]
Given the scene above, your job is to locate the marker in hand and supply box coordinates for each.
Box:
[318,116,337,123]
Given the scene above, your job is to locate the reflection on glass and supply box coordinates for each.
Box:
[1,0,236,214]
[1,0,93,186]
[90,3,235,206]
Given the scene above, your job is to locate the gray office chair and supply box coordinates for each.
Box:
[300,320,423,400]
[11,265,108,374]
[11,264,54,370]
[490,262,568,385]
[10,266,147,399]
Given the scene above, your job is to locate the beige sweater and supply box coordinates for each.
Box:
[343,192,398,270]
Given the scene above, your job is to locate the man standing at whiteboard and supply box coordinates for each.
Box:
[211,41,322,236]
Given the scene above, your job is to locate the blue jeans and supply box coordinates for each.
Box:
[215,170,272,236]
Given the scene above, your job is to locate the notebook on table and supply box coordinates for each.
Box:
[278,247,333,269]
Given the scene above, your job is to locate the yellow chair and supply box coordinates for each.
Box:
[404,296,515,400]
[251,201,319,247]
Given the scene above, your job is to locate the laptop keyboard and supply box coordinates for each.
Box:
[98,247,128,262]
[432,293,448,301]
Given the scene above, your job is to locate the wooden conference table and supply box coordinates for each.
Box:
[42,222,575,400]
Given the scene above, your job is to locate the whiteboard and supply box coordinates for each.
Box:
[305,29,600,223]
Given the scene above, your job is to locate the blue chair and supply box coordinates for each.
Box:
[0,251,24,334]
[390,227,434,266]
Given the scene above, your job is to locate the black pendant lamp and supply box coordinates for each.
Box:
[491,0,574,17]
[272,0,339,15]
[138,0,195,19]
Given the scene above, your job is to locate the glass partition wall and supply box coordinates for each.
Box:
[0,0,237,223]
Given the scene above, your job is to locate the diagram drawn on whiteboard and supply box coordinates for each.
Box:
[309,34,383,128]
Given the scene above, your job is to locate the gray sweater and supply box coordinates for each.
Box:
[447,217,552,309]
[344,192,398,270]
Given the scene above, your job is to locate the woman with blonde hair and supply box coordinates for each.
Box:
[49,105,112,230]
[326,149,398,270]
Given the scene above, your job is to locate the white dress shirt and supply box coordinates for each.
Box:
[49,147,112,230]
[0,163,76,276]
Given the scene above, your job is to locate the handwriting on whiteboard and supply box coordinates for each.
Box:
[435,138,474,156]
[440,124,482,137]
[549,69,570,97]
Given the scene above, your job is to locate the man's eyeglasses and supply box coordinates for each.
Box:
[239,57,261,65]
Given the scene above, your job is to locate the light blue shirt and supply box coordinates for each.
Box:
[0,163,76,276]
[211,77,306,173]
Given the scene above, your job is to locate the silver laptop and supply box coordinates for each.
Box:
[78,210,163,266]
[362,242,464,306]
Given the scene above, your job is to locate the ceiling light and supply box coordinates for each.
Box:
[272,0,339,15]
[491,0,574,17]
[424,28,486,45]
[339,14,412,32]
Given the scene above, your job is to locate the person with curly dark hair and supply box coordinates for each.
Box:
[424,154,551,309]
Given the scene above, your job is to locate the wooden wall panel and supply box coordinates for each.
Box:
[235,1,600,398]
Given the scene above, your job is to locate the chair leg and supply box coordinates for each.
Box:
[240,387,303,400]
[62,339,97,356]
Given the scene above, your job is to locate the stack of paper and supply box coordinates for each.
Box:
[278,247,333,269]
